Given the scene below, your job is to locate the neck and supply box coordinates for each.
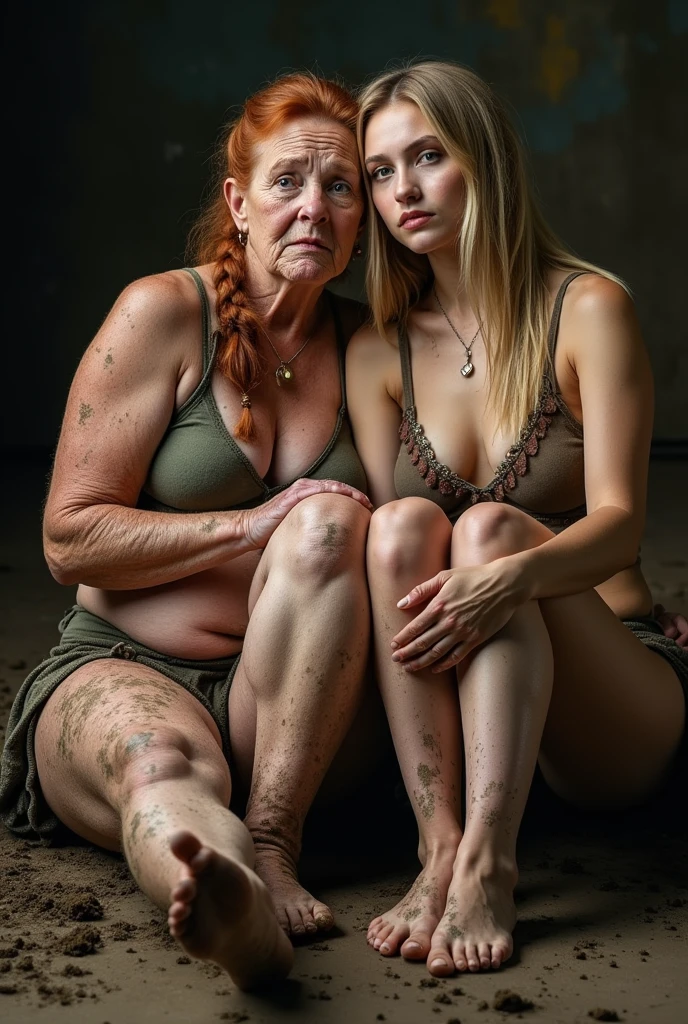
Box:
[244,256,326,344]
[428,246,475,322]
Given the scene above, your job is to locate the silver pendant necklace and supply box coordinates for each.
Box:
[433,287,482,378]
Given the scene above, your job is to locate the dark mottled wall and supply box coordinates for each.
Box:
[3,0,687,449]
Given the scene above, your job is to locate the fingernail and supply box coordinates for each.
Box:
[390,641,398,650]
[391,653,401,662]
[397,597,409,608]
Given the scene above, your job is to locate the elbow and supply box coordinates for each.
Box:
[43,522,84,586]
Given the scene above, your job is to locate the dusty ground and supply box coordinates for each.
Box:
[1,456,686,1024]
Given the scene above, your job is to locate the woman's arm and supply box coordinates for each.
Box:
[346,324,403,509]
[510,276,652,601]
[392,277,659,669]
[45,272,371,591]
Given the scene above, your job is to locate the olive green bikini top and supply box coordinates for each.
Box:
[138,268,367,513]
[394,272,587,532]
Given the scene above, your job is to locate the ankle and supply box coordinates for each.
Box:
[453,844,518,887]
[419,831,463,865]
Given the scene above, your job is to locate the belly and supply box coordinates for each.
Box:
[77,550,263,659]
[595,563,654,620]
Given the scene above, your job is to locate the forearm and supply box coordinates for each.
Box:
[44,504,257,590]
[509,505,641,603]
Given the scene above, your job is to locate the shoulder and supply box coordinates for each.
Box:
[108,269,203,339]
[558,273,636,328]
[556,273,648,379]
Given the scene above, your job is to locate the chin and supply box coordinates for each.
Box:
[279,254,335,282]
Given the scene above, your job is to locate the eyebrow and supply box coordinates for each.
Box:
[365,135,441,166]
[266,155,359,178]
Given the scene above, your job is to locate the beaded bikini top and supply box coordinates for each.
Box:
[393,273,588,531]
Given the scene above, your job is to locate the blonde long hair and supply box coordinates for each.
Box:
[357,61,625,436]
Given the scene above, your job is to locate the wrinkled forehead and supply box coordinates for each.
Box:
[252,115,361,177]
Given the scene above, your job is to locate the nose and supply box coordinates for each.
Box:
[298,183,329,224]
[394,168,420,206]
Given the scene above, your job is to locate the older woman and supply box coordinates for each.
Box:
[0,73,373,989]
[347,61,688,977]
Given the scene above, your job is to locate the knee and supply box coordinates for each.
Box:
[452,502,531,561]
[368,498,449,578]
[278,493,370,580]
[109,725,229,804]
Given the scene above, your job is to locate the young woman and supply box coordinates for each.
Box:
[347,61,688,979]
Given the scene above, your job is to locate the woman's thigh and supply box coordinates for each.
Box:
[539,589,685,807]
[35,659,230,849]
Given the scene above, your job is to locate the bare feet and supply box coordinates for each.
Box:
[167,831,293,990]
[367,848,457,960]
[253,846,334,938]
[425,857,517,976]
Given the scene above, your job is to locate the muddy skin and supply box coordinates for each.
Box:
[78,402,94,426]
[245,783,333,939]
[367,851,458,960]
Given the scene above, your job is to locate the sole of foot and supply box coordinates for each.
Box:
[168,830,294,990]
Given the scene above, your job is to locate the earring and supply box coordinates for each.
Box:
[238,230,248,247]
[352,242,363,260]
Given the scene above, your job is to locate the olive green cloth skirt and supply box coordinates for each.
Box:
[0,606,240,841]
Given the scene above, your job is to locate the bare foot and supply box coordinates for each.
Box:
[425,858,517,976]
[367,848,456,960]
[167,831,293,990]
[253,846,334,938]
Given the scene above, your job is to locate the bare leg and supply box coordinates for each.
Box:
[365,499,463,961]
[229,493,371,937]
[426,503,685,976]
[35,662,293,989]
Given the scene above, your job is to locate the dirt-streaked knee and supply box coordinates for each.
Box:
[277,493,370,579]
[109,725,229,804]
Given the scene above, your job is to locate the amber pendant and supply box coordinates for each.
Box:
[461,361,474,377]
[275,363,293,386]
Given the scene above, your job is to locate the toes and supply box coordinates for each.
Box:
[312,901,334,931]
[401,930,431,960]
[380,925,409,956]
[367,917,384,943]
[427,948,456,977]
[285,905,306,937]
[453,945,468,972]
[478,942,492,970]
[373,923,394,951]
[465,943,480,972]
[169,829,202,865]
[170,877,196,904]
[491,940,512,969]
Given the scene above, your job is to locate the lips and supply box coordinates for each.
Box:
[399,211,434,230]
[288,238,329,250]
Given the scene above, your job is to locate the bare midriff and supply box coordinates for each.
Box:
[77,553,262,660]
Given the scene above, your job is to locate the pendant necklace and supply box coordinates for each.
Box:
[433,287,482,378]
[261,324,315,387]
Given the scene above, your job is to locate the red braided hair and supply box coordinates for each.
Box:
[186,72,359,440]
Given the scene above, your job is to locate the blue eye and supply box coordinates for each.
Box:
[331,181,352,194]
[276,177,295,189]
[371,166,392,181]
[419,151,440,164]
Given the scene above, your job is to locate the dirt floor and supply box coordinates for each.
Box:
[1,456,686,1024]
